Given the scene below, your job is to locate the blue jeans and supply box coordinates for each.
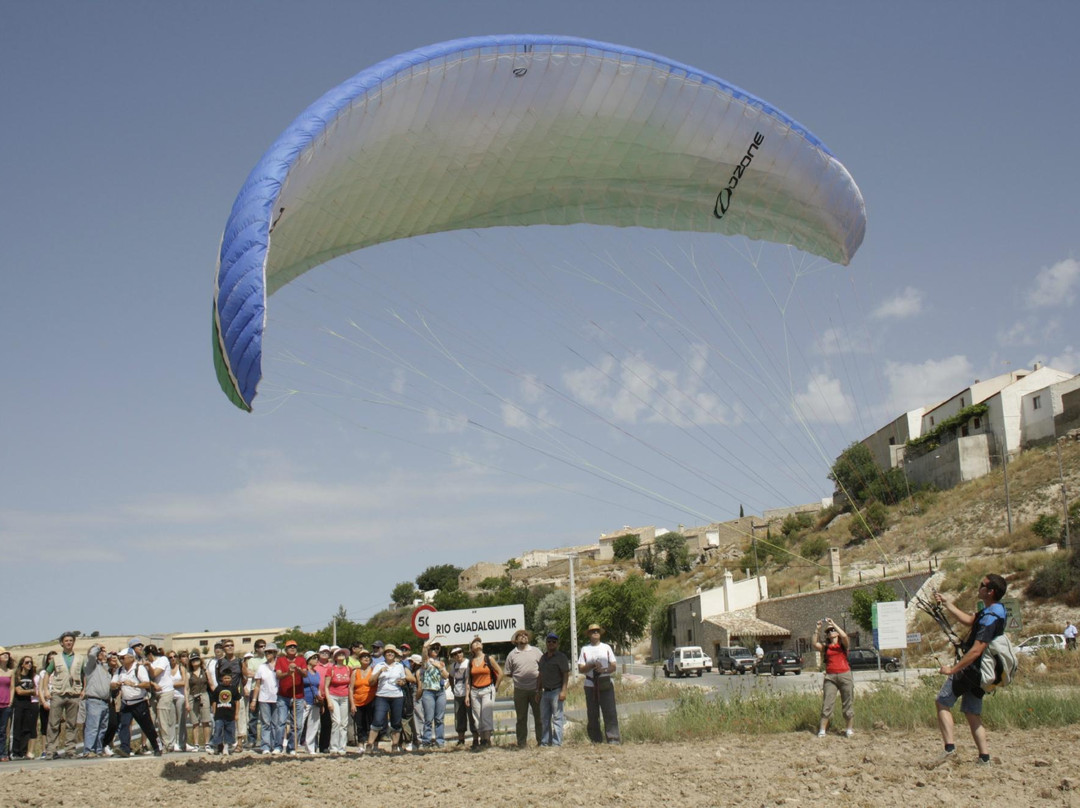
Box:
[258,701,283,752]
[420,688,446,746]
[247,697,260,745]
[371,696,404,733]
[540,689,564,746]
[210,718,236,748]
[83,698,109,754]
[280,697,303,752]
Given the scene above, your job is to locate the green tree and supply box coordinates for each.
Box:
[533,590,570,637]
[830,442,905,508]
[415,564,463,592]
[612,533,641,561]
[849,500,889,543]
[390,581,417,607]
[653,532,691,578]
[432,588,472,610]
[850,582,898,633]
[576,575,656,654]
[638,546,656,575]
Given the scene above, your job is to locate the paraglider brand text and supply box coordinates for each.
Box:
[713,132,765,219]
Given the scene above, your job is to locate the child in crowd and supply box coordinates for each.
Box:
[209,669,240,755]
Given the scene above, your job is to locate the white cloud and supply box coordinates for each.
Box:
[997,320,1036,347]
[1031,346,1080,375]
[501,374,556,430]
[815,326,872,356]
[872,287,924,320]
[883,355,974,413]
[424,408,468,434]
[791,373,855,424]
[1026,258,1080,309]
[561,346,732,427]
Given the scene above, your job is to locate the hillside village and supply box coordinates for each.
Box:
[455,363,1080,662]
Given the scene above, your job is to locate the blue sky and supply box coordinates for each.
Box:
[3,1,1078,645]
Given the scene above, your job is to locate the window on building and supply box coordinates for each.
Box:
[961,426,969,437]
[930,416,935,426]
[199,639,208,647]
[687,629,693,643]
[973,417,981,428]
[960,397,965,407]
[242,637,251,644]
[888,437,895,445]
[797,637,808,654]
[1032,396,1042,410]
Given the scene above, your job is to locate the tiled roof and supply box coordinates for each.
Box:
[704,607,790,638]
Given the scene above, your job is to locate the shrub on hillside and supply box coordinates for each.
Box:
[1026,547,1080,605]
[848,501,889,543]
[1031,514,1061,543]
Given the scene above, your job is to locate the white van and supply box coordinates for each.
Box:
[663,645,712,677]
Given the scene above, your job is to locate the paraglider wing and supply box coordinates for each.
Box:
[213,35,866,411]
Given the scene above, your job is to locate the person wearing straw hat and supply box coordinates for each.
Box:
[505,628,543,748]
[576,623,619,744]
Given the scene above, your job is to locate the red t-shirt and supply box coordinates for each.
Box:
[275,654,306,698]
[824,643,850,674]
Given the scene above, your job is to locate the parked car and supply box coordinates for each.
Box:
[846,648,901,672]
[762,649,803,676]
[663,645,712,677]
[716,646,757,674]
[1016,634,1066,655]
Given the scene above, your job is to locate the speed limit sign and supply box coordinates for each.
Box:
[411,604,437,638]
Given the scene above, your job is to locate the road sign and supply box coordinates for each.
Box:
[907,632,922,644]
[411,604,437,638]
[428,604,527,645]
[872,601,907,648]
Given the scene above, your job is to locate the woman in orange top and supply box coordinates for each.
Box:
[464,636,502,749]
[348,650,377,752]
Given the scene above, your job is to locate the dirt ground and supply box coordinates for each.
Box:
[3,727,1078,807]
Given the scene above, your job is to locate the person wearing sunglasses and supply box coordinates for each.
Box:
[929,574,1007,768]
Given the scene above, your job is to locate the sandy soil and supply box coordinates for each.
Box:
[3,727,1078,807]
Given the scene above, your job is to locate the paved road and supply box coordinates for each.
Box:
[623,663,932,697]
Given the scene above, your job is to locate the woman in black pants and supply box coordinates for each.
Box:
[10,656,38,759]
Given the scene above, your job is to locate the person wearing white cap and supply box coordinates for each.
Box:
[250,643,282,754]
[113,648,162,757]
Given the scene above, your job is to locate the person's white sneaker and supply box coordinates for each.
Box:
[222,746,230,756]
[102,747,114,757]
[816,730,826,738]
[272,748,283,755]
[845,729,854,738]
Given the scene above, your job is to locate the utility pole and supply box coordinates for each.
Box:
[1058,439,1071,549]
[552,553,580,679]
[1000,435,1013,534]
[568,554,579,679]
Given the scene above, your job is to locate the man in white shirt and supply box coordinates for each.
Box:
[576,623,619,744]
[250,643,282,754]
[1065,621,1077,651]
[146,646,177,752]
